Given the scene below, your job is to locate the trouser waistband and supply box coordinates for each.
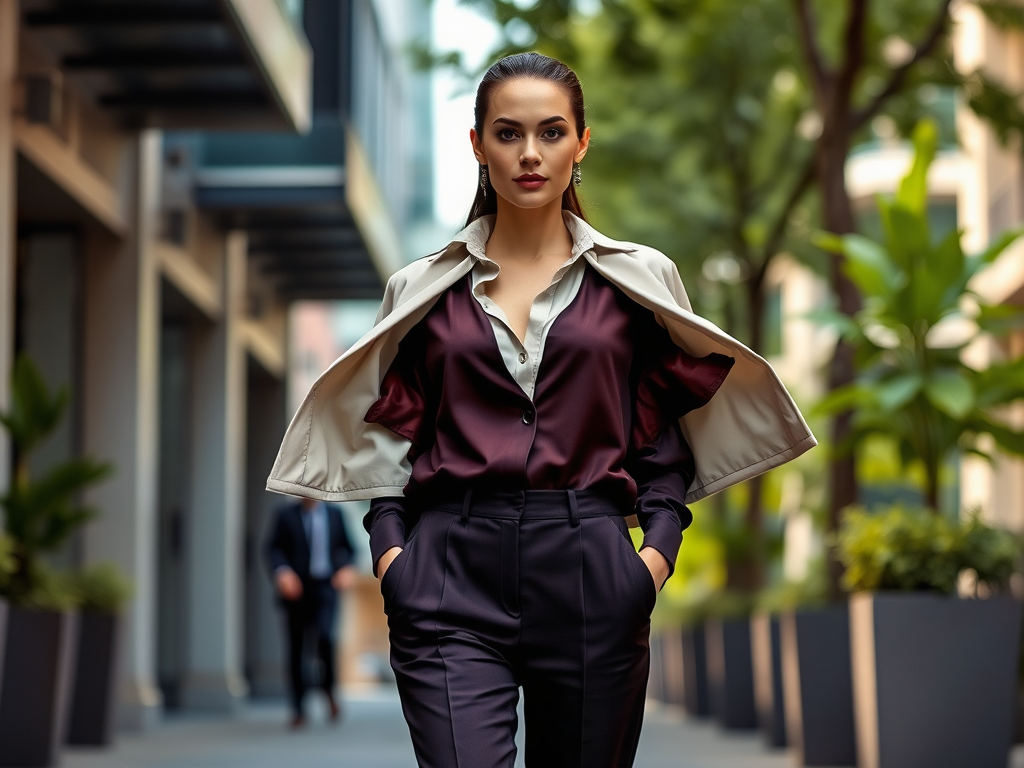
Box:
[424,489,621,527]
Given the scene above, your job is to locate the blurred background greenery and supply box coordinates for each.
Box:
[425,0,1024,616]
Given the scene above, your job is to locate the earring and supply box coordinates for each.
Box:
[572,162,582,186]
[480,165,489,197]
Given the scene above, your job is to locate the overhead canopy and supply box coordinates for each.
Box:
[180,123,397,301]
[21,0,312,132]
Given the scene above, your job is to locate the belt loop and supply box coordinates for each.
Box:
[461,489,473,525]
[567,489,580,527]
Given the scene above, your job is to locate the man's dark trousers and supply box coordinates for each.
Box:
[285,579,337,715]
[265,502,354,718]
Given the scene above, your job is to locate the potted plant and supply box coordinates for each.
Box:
[65,563,132,746]
[752,573,826,751]
[0,355,112,767]
[775,573,857,767]
[0,533,13,694]
[676,598,712,718]
[818,118,1024,768]
[703,590,757,730]
[838,507,1022,768]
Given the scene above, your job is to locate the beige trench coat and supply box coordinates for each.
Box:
[267,216,816,505]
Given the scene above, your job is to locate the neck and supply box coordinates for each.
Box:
[488,197,572,261]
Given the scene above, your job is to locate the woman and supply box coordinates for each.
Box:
[268,53,814,768]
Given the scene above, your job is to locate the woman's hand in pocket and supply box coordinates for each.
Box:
[377,546,404,580]
[638,546,670,592]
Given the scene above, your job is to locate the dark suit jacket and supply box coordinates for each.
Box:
[265,502,355,584]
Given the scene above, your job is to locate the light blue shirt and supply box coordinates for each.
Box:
[302,502,333,579]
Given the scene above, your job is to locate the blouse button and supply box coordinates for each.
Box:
[522,410,535,425]
[518,351,528,364]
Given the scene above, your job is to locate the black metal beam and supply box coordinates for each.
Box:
[277,286,384,301]
[99,88,265,108]
[271,269,382,285]
[248,231,363,251]
[25,4,224,27]
[63,49,246,70]
[250,247,369,262]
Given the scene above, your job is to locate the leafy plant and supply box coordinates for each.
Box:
[0,355,113,607]
[835,504,1022,593]
[0,532,14,593]
[73,563,133,614]
[755,557,829,613]
[816,119,1024,511]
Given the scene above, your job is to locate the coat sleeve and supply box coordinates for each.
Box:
[625,312,735,577]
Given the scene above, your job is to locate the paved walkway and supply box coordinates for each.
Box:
[63,687,793,768]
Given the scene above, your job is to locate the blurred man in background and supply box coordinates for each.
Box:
[266,496,356,728]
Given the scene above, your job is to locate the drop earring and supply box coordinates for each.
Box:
[572,162,582,186]
[480,164,489,197]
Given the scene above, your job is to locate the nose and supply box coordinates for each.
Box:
[520,136,542,166]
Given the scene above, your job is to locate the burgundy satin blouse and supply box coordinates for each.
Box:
[362,265,734,575]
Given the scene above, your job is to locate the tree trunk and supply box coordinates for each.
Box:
[817,123,862,601]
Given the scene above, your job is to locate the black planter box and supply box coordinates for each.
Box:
[780,606,856,767]
[750,612,786,748]
[656,628,685,707]
[705,617,756,729]
[0,600,7,694]
[681,625,710,717]
[66,611,122,746]
[648,632,665,703]
[0,607,79,767]
[850,593,1023,768]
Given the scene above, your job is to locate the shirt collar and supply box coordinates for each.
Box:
[450,211,600,265]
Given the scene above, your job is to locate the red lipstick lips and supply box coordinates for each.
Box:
[514,173,547,190]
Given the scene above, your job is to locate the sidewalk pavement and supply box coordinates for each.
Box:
[62,688,1024,768]
[62,687,794,768]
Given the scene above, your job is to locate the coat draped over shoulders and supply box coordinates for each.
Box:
[267,215,815,504]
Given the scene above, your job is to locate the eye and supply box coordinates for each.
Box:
[542,127,565,139]
[497,128,519,141]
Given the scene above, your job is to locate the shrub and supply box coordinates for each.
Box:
[836,504,1022,593]
[74,563,133,614]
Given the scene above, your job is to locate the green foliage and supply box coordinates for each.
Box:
[73,563,134,614]
[815,120,1024,510]
[0,532,14,592]
[755,558,829,613]
[0,355,114,607]
[835,504,1023,593]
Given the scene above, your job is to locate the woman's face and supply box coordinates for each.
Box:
[471,77,590,211]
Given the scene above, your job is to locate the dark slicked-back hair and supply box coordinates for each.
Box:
[465,52,587,226]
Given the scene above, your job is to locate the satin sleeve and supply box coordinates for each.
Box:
[362,323,432,575]
[363,322,432,456]
[625,314,735,577]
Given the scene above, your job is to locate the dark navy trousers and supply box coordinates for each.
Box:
[380,490,657,768]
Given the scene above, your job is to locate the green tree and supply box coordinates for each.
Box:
[817,120,1024,511]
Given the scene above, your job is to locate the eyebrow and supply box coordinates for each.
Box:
[492,115,569,127]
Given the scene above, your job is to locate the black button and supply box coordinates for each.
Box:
[522,410,535,425]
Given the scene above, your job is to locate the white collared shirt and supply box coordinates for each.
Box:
[451,211,595,401]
